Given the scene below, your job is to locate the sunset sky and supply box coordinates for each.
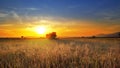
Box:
[0,0,120,37]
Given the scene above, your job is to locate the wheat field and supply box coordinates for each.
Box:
[0,38,120,68]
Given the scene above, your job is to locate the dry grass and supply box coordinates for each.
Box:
[0,38,120,68]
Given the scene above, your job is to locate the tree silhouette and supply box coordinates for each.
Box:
[118,32,120,38]
[46,32,57,39]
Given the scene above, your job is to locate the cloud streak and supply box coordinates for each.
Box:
[11,11,23,24]
[0,13,8,17]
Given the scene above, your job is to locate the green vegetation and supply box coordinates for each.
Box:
[0,38,120,68]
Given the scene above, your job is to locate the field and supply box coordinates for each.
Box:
[0,38,120,68]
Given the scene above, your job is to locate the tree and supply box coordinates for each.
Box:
[118,32,120,38]
[46,32,57,39]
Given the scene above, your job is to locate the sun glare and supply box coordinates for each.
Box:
[35,26,46,34]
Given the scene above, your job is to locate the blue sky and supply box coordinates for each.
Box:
[0,0,120,20]
[0,0,120,37]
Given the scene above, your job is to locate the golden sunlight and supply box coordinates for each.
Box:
[34,26,46,34]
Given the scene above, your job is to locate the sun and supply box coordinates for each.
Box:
[35,26,46,34]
